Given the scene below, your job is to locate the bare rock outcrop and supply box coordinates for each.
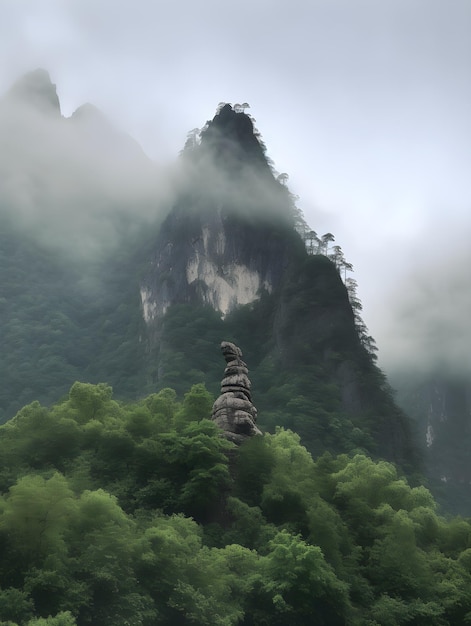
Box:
[211,341,262,444]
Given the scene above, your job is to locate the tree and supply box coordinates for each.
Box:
[233,103,250,114]
[1,473,76,566]
[341,260,354,281]
[183,128,201,152]
[329,244,344,267]
[216,102,229,113]
[260,428,316,530]
[368,508,433,598]
[69,490,155,626]
[344,279,378,359]
[1,402,81,472]
[173,383,214,429]
[0,587,34,624]
[305,230,319,255]
[136,515,249,625]
[276,173,289,186]
[65,382,119,424]
[345,277,358,298]
[321,232,335,255]
[177,420,233,520]
[292,204,309,239]
[145,388,178,427]
[257,530,351,625]
[26,612,77,626]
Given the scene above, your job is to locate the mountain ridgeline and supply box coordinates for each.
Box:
[0,74,417,470]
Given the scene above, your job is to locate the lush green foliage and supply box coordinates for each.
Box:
[0,216,155,423]
[0,382,471,625]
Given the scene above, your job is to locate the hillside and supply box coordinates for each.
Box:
[0,69,162,419]
[0,71,418,471]
[5,68,471,624]
[139,103,418,470]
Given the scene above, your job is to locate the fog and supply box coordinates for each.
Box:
[374,213,471,378]
[0,70,173,259]
[1,0,471,381]
[1,67,470,382]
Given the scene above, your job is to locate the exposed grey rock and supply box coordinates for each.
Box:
[212,341,262,443]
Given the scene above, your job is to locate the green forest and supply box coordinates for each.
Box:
[1,381,471,626]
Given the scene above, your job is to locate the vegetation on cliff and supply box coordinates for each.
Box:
[0,101,417,474]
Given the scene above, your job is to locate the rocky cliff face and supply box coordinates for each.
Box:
[140,104,418,471]
[0,73,419,475]
[140,104,304,323]
[140,206,303,322]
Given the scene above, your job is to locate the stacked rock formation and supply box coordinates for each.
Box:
[211,341,262,444]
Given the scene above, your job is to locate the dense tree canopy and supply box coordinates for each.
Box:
[0,382,470,625]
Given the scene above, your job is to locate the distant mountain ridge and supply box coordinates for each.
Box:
[4,68,62,115]
[391,371,471,514]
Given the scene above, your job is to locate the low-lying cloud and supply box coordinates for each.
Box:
[374,212,471,379]
[0,71,174,259]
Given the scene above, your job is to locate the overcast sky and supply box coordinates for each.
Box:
[1,0,471,375]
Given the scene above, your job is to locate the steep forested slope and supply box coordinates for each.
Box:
[0,69,162,420]
[0,80,418,473]
[0,215,151,421]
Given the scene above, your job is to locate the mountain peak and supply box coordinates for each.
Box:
[70,102,104,120]
[6,68,61,115]
[197,103,270,171]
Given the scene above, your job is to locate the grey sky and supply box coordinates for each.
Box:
[1,0,471,373]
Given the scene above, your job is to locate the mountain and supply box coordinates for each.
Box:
[390,370,471,514]
[5,72,471,626]
[138,103,418,470]
[0,70,161,417]
[0,73,418,474]
[0,68,159,257]
[140,105,304,323]
[4,68,61,115]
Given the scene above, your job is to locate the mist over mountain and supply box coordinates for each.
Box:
[5,67,471,624]
[0,3,471,619]
[0,70,416,466]
[375,213,471,379]
[0,69,171,259]
[4,68,471,514]
[370,214,471,512]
